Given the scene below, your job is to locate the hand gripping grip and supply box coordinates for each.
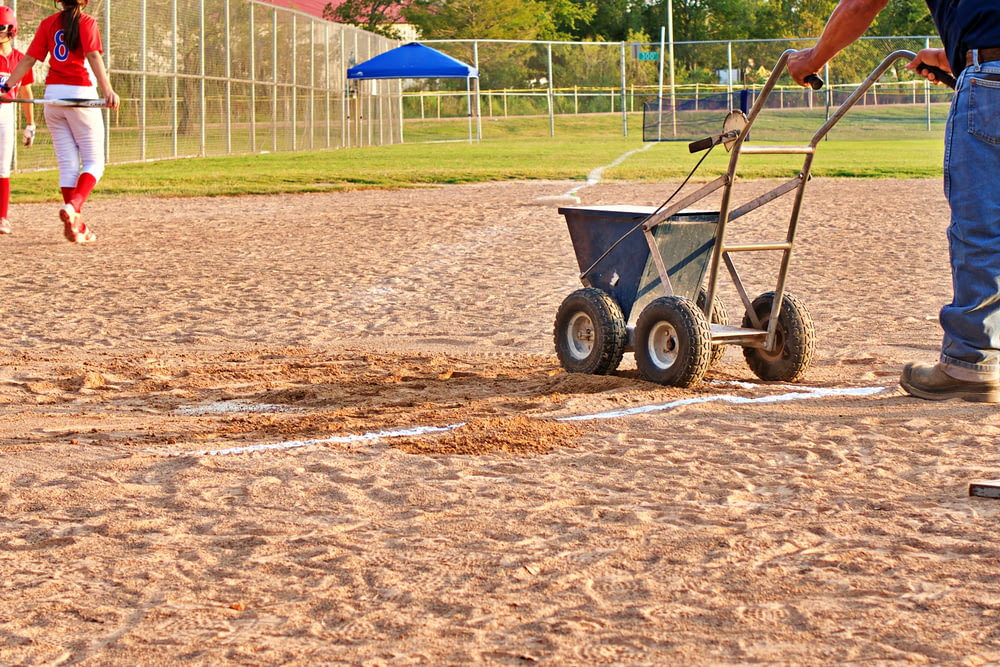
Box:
[804,74,823,90]
[915,62,957,90]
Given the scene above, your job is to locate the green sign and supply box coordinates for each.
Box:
[638,51,659,61]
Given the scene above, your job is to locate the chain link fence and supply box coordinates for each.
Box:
[8,0,401,173]
[417,35,950,142]
[0,5,953,172]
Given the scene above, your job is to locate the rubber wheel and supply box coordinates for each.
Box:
[633,296,712,387]
[697,288,729,367]
[741,291,816,382]
[553,288,627,375]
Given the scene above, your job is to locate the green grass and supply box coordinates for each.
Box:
[10,109,947,203]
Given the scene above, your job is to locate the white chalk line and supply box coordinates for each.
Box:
[557,384,887,422]
[534,143,656,203]
[176,400,301,415]
[156,382,889,457]
[161,423,465,457]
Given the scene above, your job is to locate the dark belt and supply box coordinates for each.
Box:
[967,48,1000,67]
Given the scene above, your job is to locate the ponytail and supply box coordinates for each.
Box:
[59,0,83,52]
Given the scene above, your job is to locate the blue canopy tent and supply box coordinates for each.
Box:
[347,42,480,143]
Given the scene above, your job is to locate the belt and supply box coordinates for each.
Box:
[967,48,1000,67]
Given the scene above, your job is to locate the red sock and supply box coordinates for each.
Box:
[69,173,97,212]
[0,178,9,219]
[61,186,74,205]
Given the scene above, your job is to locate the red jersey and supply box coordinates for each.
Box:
[26,12,103,87]
[0,49,34,98]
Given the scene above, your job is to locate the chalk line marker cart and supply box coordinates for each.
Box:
[553,49,919,387]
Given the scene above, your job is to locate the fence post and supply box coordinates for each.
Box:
[105,0,113,163]
[272,11,278,151]
[139,0,146,161]
[325,23,331,148]
[727,41,733,99]
[547,43,555,137]
[225,0,232,154]
[925,36,932,131]
[199,0,206,156]
[249,3,256,152]
[473,40,482,140]
[310,17,317,149]
[619,41,627,136]
[172,0,178,157]
[291,15,298,151]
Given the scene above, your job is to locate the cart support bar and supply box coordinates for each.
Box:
[723,241,793,252]
[740,145,815,155]
[642,176,728,231]
[727,177,803,222]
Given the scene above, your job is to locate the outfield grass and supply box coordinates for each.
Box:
[10,109,946,203]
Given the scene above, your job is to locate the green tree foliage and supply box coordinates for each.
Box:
[870,0,935,36]
[323,0,408,39]
[539,0,598,39]
[405,0,552,40]
[406,0,937,43]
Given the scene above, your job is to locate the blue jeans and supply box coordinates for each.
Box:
[940,55,1000,381]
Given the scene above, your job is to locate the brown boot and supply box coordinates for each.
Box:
[899,362,1000,403]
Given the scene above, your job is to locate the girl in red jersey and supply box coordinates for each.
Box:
[0,6,35,236]
[1,0,119,244]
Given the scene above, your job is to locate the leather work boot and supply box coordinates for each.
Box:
[899,362,1000,403]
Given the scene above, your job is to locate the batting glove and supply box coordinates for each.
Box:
[22,124,34,147]
[0,83,10,95]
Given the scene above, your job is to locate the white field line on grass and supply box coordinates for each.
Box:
[533,143,656,204]
[160,383,889,457]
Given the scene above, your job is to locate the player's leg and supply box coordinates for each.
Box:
[63,107,104,214]
[0,103,15,234]
[45,105,94,243]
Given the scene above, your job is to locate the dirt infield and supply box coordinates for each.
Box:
[2,179,1000,664]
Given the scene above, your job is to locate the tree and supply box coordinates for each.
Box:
[323,0,408,39]
[539,0,598,40]
[404,0,552,40]
[870,0,935,37]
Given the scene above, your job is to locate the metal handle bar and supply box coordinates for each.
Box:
[809,49,917,147]
[733,49,920,151]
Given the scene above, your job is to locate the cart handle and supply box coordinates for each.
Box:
[808,49,919,146]
[915,62,956,89]
[804,74,824,90]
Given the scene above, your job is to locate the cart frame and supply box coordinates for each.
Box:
[554,49,920,386]
[647,49,919,352]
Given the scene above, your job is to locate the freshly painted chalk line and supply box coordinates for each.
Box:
[164,423,465,457]
[557,384,887,422]
[533,143,655,204]
[160,382,888,457]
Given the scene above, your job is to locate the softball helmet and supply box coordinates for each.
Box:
[0,6,16,38]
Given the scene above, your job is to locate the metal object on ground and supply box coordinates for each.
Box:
[970,480,1000,498]
[553,49,919,387]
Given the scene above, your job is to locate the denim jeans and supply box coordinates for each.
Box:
[940,54,1000,381]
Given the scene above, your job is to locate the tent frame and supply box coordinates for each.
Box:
[347,42,481,144]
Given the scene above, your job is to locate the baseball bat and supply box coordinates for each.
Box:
[0,98,110,107]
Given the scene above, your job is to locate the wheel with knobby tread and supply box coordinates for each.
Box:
[553,288,627,375]
[633,296,712,387]
[741,291,816,382]
[697,288,729,367]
